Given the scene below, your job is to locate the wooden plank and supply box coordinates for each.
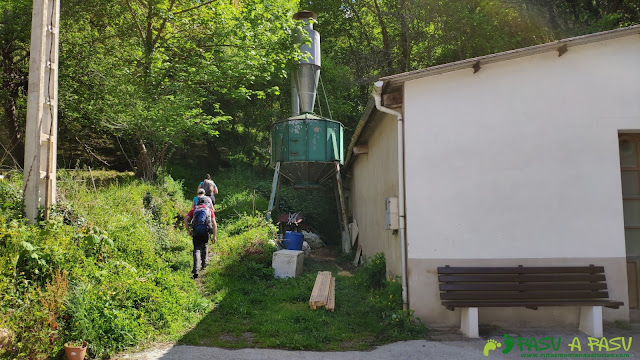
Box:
[442,300,624,309]
[335,164,350,253]
[353,244,362,266]
[438,274,606,283]
[437,266,604,274]
[438,265,624,312]
[350,219,359,245]
[325,277,336,312]
[309,271,332,307]
[440,291,610,301]
[439,283,607,292]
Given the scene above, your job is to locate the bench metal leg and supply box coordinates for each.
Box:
[460,307,479,338]
[579,306,603,337]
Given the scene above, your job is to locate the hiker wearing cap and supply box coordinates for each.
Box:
[193,188,213,209]
[184,197,217,279]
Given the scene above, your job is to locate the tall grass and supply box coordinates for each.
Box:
[0,171,209,359]
[0,165,427,359]
[167,164,428,350]
[179,249,428,349]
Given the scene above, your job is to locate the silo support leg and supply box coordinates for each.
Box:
[335,163,351,253]
[267,162,280,221]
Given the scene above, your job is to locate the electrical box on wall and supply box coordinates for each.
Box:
[385,197,399,230]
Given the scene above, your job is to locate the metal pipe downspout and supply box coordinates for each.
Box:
[372,80,408,310]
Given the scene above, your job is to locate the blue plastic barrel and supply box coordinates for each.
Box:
[284,231,304,250]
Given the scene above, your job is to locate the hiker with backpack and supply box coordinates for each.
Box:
[184,197,217,279]
[197,174,218,206]
[193,188,213,208]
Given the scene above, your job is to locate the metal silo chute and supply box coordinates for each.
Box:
[267,11,350,253]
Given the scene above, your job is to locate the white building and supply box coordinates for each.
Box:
[346,25,640,329]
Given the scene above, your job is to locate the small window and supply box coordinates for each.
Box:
[620,139,638,168]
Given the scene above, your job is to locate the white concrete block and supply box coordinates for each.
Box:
[272,250,304,278]
[579,306,603,337]
[460,307,479,338]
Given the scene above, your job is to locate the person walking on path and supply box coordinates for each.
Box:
[197,174,218,206]
[184,197,217,279]
[193,188,213,208]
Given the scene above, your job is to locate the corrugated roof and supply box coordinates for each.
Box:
[380,24,640,88]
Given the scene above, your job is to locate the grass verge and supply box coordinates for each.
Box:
[0,170,208,359]
[179,241,428,350]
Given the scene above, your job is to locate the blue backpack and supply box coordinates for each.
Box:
[192,206,212,235]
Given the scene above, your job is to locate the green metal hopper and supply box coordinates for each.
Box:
[271,113,344,187]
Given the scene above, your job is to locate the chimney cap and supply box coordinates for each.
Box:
[293,10,317,21]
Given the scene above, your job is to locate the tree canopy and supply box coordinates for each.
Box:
[0,0,638,176]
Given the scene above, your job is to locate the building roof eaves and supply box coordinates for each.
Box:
[345,97,376,168]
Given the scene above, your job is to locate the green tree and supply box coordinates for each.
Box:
[0,0,31,167]
[518,0,640,37]
[57,0,299,179]
[299,0,638,139]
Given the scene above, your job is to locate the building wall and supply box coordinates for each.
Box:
[349,111,401,276]
[403,35,640,325]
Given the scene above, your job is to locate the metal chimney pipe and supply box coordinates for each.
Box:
[293,10,320,114]
[291,75,300,116]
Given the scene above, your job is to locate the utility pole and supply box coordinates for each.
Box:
[23,0,60,223]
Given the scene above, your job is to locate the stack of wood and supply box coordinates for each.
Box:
[309,271,335,311]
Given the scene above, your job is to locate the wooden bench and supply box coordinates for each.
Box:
[438,265,624,338]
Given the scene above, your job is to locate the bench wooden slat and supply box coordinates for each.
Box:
[440,290,610,300]
[442,300,624,309]
[438,265,622,310]
[438,274,606,283]
[438,265,624,338]
[437,266,604,274]
[440,283,607,291]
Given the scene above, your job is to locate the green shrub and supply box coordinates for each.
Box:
[0,171,25,219]
[356,253,428,340]
[0,172,209,359]
[357,253,387,289]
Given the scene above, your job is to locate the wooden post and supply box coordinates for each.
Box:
[24,0,60,222]
[335,162,350,253]
[88,166,97,192]
[333,180,343,229]
[267,162,280,221]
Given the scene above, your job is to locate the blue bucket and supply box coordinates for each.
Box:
[284,231,304,250]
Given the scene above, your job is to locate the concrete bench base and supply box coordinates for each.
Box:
[460,307,479,338]
[459,306,604,338]
[579,306,603,338]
